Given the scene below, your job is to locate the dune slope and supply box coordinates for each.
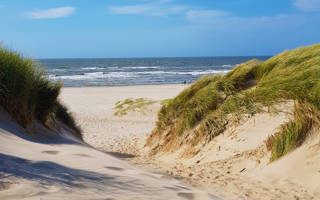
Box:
[0,109,215,200]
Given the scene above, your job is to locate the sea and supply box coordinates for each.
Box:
[38,57,270,87]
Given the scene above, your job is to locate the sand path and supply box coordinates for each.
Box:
[0,85,219,200]
[60,84,186,154]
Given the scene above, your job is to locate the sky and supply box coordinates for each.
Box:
[0,0,320,58]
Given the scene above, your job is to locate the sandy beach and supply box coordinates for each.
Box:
[1,1,319,198]
[60,84,187,154]
[60,84,320,200]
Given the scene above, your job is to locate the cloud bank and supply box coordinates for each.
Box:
[186,10,229,22]
[295,0,320,12]
[108,1,189,16]
[27,7,75,19]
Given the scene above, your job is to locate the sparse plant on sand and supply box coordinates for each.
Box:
[114,98,157,116]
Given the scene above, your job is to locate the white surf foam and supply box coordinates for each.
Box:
[123,66,161,69]
[47,69,67,72]
[136,70,230,75]
[48,69,230,82]
[49,72,135,80]
[221,64,234,68]
[81,67,104,70]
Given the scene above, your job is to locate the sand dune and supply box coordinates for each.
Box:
[59,85,320,200]
[0,102,216,200]
[4,84,317,199]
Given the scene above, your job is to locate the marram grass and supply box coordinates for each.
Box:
[0,47,82,140]
[150,43,320,160]
[114,98,157,116]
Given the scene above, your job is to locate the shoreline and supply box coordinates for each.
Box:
[61,83,187,89]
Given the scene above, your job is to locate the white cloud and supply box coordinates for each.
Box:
[294,0,320,12]
[185,9,293,27]
[186,10,230,22]
[172,11,320,56]
[108,1,189,16]
[27,7,75,19]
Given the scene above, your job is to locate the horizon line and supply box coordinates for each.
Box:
[36,55,272,60]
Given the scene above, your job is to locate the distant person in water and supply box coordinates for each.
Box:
[184,80,187,85]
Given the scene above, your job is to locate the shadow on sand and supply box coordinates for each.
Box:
[0,108,83,146]
[0,153,122,189]
[106,152,135,159]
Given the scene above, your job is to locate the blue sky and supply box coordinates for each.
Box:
[0,0,319,58]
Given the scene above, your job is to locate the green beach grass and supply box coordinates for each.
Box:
[114,98,157,116]
[0,47,82,140]
[149,43,320,161]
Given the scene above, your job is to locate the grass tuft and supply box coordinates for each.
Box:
[267,102,317,160]
[114,98,157,116]
[54,102,83,140]
[149,43,320,160]
[0,47,82,140]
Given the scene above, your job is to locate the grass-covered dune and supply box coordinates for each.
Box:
[0,47,82,140]
[147,43,320,161]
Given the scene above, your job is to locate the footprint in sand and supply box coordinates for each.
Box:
[105,166,125,171]
[163,186,182,191]
[73,153,92,158]
[176,185,191,191]
[42,151,59,155]
[0,181,11,191]
[177,192,195,200]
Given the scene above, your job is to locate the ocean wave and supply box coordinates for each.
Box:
[221,64,234,68]
[49,72,135,80]
[48,69,230,81]
[123,66,161,69]
[136,70,230,75]
[107,72,136,78]
[188,70,230,75]
[81,67,104,70]
[47,69,66,72]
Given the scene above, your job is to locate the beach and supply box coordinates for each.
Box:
[60,84,187,154]
[1,1,319,199]
[60,84,320,200]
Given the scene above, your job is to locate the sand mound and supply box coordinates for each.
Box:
[133,102,319,199]
[0,107,215,200]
